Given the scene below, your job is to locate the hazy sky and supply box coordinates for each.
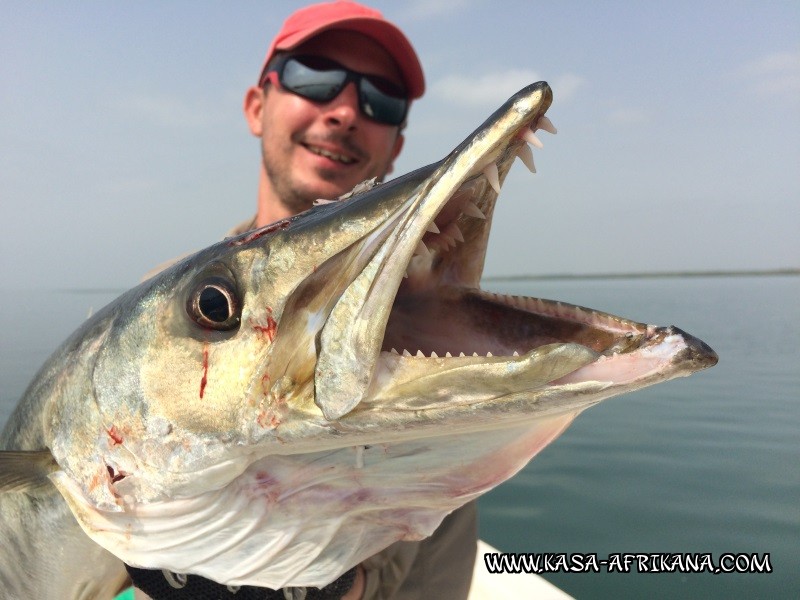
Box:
[1,1,798,289]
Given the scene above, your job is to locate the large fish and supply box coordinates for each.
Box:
[0,82,717,599]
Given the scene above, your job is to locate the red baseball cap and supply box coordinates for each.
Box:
[258,1,425,99]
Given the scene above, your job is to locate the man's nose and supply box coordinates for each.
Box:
[322,82,359,130]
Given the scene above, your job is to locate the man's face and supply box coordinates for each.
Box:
[246,30,406,216]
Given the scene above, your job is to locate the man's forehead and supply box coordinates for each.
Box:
[291,30,405,89]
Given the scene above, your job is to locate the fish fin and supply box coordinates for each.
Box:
[0,449,59,494]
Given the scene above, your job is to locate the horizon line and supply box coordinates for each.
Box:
[483,267,800,282]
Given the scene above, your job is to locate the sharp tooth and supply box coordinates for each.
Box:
[521,129,544,148]
[391,348,399,354]
[486,351,493,357]
[463,202,486,219]
[403,349,411,357]
[445,352,452,357]
[426,221,440,234]
[513,351,520,357]
[444,223,465,242]
[482,162,501,194]
[415,240,431,257]
[416,350,425,358]
[536,116,557,134]
[516,144,536,173]
[459,352,466,357]
[472,352,479,357]
[431,351,438,358]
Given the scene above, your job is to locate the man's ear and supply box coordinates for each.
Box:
[385,132,405,177]
[243,86,265,137]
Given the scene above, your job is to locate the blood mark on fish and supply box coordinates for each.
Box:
[106,426,123,446]
[228,219,291,246]
[200,343,209,399]
[253,307,278,342]
[257,410,280,429]
[254,471,276,487]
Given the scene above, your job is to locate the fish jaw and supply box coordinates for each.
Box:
[313,83,555,420]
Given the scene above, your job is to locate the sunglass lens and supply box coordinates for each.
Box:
[360,78,407,126]
[281,58,346,102]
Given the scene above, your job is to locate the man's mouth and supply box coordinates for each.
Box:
[304,144,358,165]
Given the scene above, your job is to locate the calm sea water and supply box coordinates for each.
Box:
[1,276,798,598]
[477,275,799,599]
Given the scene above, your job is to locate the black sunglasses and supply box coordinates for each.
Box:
[263,55,409,126]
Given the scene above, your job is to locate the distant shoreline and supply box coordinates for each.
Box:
[5,268,798,293]
[483,268,800,282]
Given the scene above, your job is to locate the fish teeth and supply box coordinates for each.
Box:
[521,128,544,148]
[516,144,536,173]
[482,162,501,194]
[426,221,440,234]
[463,202,486,219]
[414,240,431,257]
[536,115,557,134]
[392,347,521,359]
[443,222,465,243]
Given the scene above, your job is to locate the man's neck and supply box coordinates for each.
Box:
[255,169,296,227]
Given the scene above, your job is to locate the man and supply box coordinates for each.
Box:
[132,3,476,599]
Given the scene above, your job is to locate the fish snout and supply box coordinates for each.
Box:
[670,326,719,370]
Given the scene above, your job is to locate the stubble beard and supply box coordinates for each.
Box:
[262,150,317,215]
[261,133,392,216]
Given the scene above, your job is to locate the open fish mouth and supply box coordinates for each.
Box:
[309,81,717,424]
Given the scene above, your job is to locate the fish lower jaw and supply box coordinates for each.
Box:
[383,348,520,359]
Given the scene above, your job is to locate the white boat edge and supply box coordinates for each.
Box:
[468,540,575,600]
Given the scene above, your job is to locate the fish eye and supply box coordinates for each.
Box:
[188,276,241,331]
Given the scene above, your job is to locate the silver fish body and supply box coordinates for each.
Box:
[0,82,717,598]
